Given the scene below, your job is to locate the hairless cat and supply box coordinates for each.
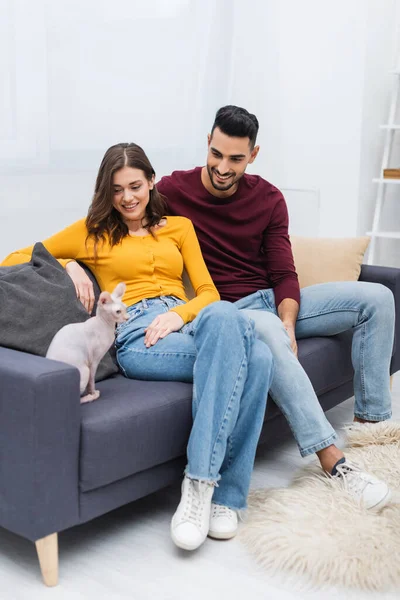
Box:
[46,282,128,403]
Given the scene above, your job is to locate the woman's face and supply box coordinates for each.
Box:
[112,166,154,225]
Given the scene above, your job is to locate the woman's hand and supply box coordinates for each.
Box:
[144,311,184,348]
[65,261,95,313]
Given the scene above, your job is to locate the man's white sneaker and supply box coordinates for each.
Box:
[171,476,214,551]
[208,502,238,539]
[333,460,391,510]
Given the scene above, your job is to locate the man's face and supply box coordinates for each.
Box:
[206,127,259,194]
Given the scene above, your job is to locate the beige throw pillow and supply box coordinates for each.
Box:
[290,236,370,289]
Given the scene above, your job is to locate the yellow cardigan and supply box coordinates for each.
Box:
[1,216,220,324]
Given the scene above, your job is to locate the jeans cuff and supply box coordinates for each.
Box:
[184,469,221,485]
[299,432,338,457]
[353,411,392,422]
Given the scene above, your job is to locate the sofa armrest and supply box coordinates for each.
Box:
[359,264,400,374]
[0,347,81,541]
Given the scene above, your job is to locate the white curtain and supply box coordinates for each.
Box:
[0,0,236,256]
[1,0,399,259]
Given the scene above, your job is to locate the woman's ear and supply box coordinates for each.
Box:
[149,175,155,190]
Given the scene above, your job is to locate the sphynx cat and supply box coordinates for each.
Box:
[46,282,129,403]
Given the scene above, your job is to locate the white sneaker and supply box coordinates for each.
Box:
[333,461,391,510]
[208,503,238,540]
[171,476,214,551]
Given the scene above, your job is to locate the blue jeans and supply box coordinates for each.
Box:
[115,298,274,510]
[235,281,395,457]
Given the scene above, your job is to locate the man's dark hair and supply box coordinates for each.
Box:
[211,105,259,148]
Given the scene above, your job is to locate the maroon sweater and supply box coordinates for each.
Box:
[157,167,300,307]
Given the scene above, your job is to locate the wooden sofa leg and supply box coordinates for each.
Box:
[35,533,58,587]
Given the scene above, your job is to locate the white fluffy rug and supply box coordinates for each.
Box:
[240,422,400,591]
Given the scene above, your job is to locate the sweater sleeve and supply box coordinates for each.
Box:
[169,220,220,323]
[262,194,300,308]
[1,219,87,268]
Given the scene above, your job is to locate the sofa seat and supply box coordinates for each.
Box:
[298,330,354,392]
[81,331,355,492]
[80,375,193,492]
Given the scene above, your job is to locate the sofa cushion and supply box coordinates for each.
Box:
[80,331,354,493]
[0,242,118,381]
[80,375,193,492]
[291,236,370,288]
[298,330,354,392]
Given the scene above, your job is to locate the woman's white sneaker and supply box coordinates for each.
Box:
[333,460,391,510]
[171,476,214,551]
[208,503,238,539]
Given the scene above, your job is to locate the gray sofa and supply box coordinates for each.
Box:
[0,264,399,586]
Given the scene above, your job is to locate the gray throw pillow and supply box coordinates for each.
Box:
[0,242,118,381]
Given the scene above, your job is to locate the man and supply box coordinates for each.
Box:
[157,105,395,539]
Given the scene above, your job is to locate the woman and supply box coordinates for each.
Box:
[2,143,274,551]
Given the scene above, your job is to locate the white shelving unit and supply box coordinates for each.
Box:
[367,56,400,264]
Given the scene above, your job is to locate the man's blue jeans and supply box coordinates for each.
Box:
[235,281,395,457]
[115,298,274,509]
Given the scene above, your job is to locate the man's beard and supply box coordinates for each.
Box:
[207,165,239,192]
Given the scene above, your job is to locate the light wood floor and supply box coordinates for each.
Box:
[2,374,399,600]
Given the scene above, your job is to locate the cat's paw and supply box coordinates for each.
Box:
[80,390,100,404]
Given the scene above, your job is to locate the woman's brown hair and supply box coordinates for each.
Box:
[86,143,166,256]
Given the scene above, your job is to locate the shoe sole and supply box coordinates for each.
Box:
[369,488,392,511]
[208,529,238,540]
[170,528,205,551]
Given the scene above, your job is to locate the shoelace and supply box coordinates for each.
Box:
[334,462,372,497]
[183,480,212,527]
[211,504,236,520]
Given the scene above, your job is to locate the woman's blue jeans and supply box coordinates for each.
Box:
[115,298,274,510]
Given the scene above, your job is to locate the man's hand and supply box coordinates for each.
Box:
[65,261,95,313]
[144,311,185,348]
[283,322,298,357]
[277,298,299,358]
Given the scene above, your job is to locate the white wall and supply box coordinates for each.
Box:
[1,0,399,263]
[357,0,400,266]
[229,0,400,248]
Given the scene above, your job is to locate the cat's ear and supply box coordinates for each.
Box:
[99,291,113,305]
[112,282,126,300]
